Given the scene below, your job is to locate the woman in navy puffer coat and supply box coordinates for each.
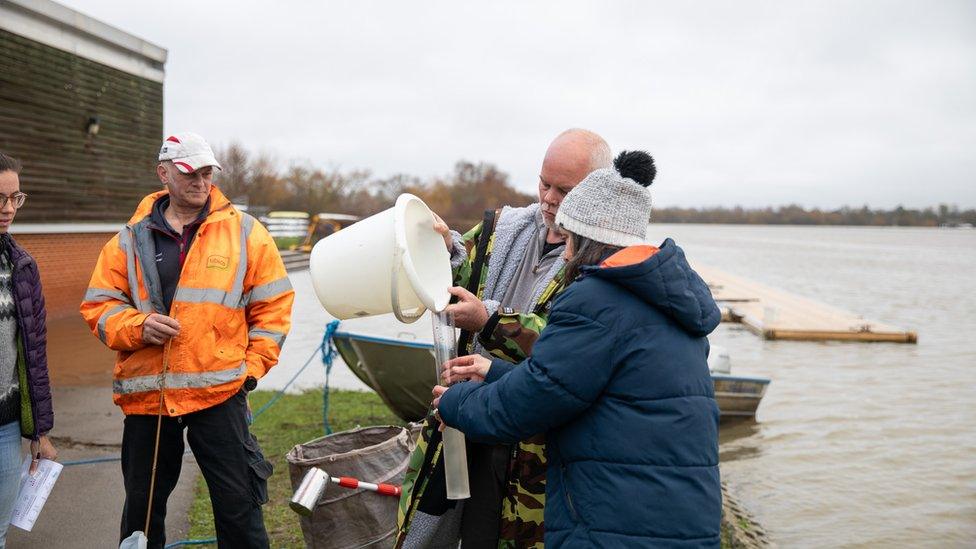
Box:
[435,151,722,548]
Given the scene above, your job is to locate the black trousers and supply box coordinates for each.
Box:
[459,442,510,548]
[417,438,509,548]
[120,389,272,549]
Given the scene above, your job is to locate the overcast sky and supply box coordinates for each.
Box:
[61,1,976,208]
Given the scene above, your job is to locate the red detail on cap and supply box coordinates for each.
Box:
[166,136,181,143]
[338,477,359,489]
[173,161,194,173]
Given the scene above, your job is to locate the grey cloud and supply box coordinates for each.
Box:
[60,0,976,208]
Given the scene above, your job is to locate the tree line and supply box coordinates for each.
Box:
[214,143,975,229]
[653,204,976,227]
[214,143,534,229]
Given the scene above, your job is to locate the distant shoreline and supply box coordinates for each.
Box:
[649,205,975,228]
[649,221,975,228]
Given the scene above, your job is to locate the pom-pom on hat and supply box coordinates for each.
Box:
[555,150,655,247]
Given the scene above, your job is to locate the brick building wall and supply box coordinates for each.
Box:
[0,0,167,386]
[14,232,114,319]
[0,28,163,222]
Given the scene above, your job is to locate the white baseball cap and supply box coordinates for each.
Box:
[158,132,223,174]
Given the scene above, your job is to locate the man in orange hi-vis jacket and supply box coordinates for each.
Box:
[80,132,294,549]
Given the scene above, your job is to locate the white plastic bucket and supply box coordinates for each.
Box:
[309,194,452,324]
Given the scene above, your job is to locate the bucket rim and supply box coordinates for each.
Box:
[286,425,411,464]
[394,193,450,315]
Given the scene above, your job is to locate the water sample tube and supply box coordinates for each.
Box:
[441,427,470,500]
[432,310,471,500]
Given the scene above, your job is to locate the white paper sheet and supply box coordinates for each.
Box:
[10,456,62,532]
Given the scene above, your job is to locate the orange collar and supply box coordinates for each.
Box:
[128,185,233,226]
[600,245,660,268]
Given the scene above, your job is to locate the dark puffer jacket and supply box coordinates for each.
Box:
[1,234,54,438]
[439,239,722,548]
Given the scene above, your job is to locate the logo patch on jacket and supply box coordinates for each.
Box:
[207,255,230,270]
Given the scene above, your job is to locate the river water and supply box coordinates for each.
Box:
[263,224,975,547]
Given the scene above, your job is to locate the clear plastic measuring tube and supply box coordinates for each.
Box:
[432,309,471,500]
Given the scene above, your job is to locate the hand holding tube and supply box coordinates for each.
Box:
[441,354,491,384]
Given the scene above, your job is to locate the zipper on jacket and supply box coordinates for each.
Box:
[170,202,236,285]
[8,254,39,439]
[144,196,232,295]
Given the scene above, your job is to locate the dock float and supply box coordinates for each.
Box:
[695,265,917,343]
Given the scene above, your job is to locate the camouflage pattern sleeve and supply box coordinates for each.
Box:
[499,433,548,549]
[477,273,565,363]
[452,221,483,288]
[478,310,548,363]
[395,410,443,545]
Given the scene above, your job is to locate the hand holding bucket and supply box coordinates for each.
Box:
[309,194,452,324]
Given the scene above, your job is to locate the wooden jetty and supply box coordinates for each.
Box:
[288,246,915,343]
[695,265,917,343]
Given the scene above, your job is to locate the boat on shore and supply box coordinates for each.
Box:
[332,331,771,422]
[707,345,771,419]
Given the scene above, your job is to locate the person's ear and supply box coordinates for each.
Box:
[156,163,170,186]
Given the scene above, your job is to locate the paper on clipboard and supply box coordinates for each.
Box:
[10,455,62,532]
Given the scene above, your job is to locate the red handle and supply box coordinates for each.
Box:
[335,476,401,497]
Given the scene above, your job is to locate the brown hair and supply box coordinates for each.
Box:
[0,152,22,174]
[563,232,622,282]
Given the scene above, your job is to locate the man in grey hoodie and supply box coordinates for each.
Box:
[401,129,612,548]
[439,128,612,349]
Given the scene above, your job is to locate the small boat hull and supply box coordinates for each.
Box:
[712,374,770,418]
[333,331,771,422]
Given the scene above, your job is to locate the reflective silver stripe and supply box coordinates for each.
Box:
[170,214,257,309]
[248,327,287,347]
[96,303,130,343]
[229,214,255,307]
[118,229,151,312]
[131,219,166,313]
[84,287,131,305]
[243,276,292,305]
[173,287,243,309]
[112,362,247,395]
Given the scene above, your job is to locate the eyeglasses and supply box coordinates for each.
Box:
[0,193,27,209]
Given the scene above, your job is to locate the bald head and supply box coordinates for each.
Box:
[548,128,612,173]
[538,128,611,231]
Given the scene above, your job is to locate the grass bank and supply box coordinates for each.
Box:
[185,389,753,548]
[187,389,405,547]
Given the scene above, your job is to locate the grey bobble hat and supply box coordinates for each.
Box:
[555,167,652,247]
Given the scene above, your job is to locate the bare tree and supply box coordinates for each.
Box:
[213,142,251,203]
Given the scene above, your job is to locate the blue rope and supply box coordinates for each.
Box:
[251,336,325,421]
[63,325,334,468]
[60,321,342,548]
[164,539,217,548]
[319,320,340,435]
[61,455,127,467]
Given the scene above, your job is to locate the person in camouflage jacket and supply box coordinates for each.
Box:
[396,129,612,549]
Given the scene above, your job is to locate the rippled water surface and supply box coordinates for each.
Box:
[268,224,976,547]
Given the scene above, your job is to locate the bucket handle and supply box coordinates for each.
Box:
[391,242,424,324]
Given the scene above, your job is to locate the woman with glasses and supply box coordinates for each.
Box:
[0,152,57,547]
